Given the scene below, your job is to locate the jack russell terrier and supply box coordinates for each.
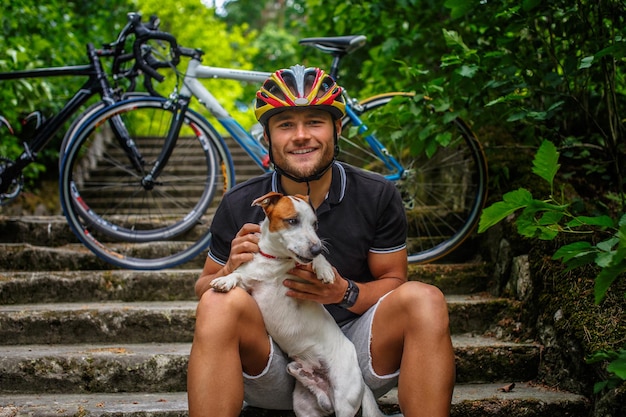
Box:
[210,191,388,417]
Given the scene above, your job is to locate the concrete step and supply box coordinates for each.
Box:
[0,242,208,270]
[0,336,539,394]
[0,383,590,417]
[0,294,518,344]
[0,270,198,304]
[0,216,213,246]
[0,221,493,277]
[0,268,490,304]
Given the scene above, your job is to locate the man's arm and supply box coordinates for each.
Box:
[283,248,408,314]
[195,223,261,298]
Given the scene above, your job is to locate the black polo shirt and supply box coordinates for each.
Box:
[208,162,407,324]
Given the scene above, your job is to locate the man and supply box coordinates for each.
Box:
[187,65,455,417]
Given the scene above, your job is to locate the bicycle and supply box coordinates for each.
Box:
[59,26,488,270]
[0,12,165,206]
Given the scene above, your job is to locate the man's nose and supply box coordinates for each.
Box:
[294,123,309,138]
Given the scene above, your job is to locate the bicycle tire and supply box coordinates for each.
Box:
[340,92,488,264]
[59,96,235,270]
[58,92,152,165]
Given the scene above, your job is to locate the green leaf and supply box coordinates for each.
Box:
[443,0,474,19]
[595,263,626,304]
[517,209,559,240]
[442,29,470,51]
[478,189,533,233]
[538,210,564,225]
[553,242,595,263]
[596,237,619,253]
[607,356,626,380]
[593,380,609,394]
[579,56,594,69]
[566,216,614,229]
[532,140,560,186]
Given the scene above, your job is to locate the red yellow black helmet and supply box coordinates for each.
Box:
[255,65,345,125]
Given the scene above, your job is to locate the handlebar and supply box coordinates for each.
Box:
[101,12,177,87]
[99,12,197,94]
[132,29,180,82]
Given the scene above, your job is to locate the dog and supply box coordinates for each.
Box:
[210,191,387,417]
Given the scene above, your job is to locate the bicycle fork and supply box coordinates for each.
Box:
[139,96,190,189]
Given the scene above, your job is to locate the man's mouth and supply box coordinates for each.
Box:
[290,148,315,155]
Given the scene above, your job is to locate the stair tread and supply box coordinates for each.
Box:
[0,330,536,357]
[0,294,511,315]
[0,383,588,416]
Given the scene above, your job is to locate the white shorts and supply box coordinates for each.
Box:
[242,293,399,410]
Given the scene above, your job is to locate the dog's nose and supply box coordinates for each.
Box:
[310,242,322,257]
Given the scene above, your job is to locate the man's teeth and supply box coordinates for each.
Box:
[292,149,313,154]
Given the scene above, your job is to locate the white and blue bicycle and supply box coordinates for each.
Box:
[59,14,488,270]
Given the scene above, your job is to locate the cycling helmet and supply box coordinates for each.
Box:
[255,65,345,125]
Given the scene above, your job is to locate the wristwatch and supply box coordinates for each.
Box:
[338,279,359,309]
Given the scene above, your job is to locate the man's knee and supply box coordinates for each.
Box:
[195,287,261,336]
[392,281,450,331]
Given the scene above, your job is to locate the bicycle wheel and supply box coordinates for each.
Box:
[58,92,151,165]
[340,93,488,264]
[59,96,235,270]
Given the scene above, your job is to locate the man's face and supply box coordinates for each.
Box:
[266,108,341,180]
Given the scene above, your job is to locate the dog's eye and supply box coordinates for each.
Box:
[285,218,300,226]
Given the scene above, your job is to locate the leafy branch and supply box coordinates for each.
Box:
[478,139,626,392]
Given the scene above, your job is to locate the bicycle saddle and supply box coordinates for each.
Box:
[299,35,367,56]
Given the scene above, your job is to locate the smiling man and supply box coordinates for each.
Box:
[187,65,455,417]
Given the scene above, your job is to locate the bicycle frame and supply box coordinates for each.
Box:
[0,44,119,197]
[178,59,271,170]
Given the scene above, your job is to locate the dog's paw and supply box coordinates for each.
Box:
[313,256,335,284]
[210,275,240,292]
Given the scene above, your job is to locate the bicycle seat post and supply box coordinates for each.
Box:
[329,54,343,81]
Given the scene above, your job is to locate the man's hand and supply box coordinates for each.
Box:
[224,223,261,274]
[283,264,348,305]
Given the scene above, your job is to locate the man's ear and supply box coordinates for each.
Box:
[334,118,342,136]
[264,130,270,145]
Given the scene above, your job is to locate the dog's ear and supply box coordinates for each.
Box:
[252,192,283,209]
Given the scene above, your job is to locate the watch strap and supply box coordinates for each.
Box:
[337,279,359,309]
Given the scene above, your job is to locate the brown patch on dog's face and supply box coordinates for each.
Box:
[265,197,300,233]
[252,192,301,233]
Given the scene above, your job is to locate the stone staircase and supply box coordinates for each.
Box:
[0,137,590,417]
[0,215,590,417]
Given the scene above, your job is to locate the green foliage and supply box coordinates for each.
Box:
[479,140,625,303]
[587,349,626,394]
[0,0,135,180]
[304,0,626,196]
[479,140,626,392]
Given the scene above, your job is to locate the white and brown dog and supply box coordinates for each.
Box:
[210,191,386,417]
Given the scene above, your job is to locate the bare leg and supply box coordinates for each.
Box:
[370,281,455,417]
[188,287,271,417]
